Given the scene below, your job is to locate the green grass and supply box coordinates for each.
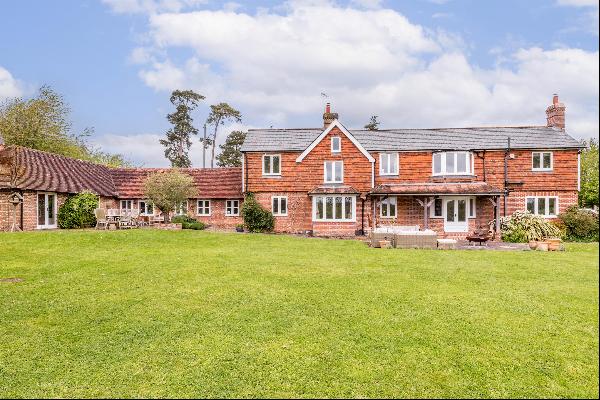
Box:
[0,230,598,398]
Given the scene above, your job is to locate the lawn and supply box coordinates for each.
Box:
[0,230,598,398]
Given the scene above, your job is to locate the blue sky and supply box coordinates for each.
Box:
[1,0,598,166]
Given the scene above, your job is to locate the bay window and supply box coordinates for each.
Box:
[313,195,355,221]
[432,152,473,175]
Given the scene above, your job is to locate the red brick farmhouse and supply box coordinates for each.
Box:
[1,95,583,237]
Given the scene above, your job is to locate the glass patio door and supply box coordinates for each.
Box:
[444,197,468,232]
[37,193,57,229]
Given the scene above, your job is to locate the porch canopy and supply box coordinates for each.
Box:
[370,182,503,232]
[308,185,361,195]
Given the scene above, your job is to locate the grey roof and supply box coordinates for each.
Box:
[241,126,583,152]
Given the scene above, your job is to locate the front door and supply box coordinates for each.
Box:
[444,197,468,233]
[37,193,57,229]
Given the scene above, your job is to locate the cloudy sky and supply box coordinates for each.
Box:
[1,0,598,167]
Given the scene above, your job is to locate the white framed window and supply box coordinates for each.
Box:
[120,200,134,211]
[262,154,281,176]
[324,161,343,183]
[469,197,476,218]
[432,152,473,175]
[379,153,399,176]
[331,136,341,153]
[313,195,355,221]
[139,200,154,216]
[526,196,558,217]
[174,201,188,215]
[430,198,443,218]
[226,199,240,216]
[380,197,397,218]
[197,200,211,216]
[272,196,288,216]
[532,152,553,171]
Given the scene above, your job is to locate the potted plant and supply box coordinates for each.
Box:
[236,224,245,233]
[378,236,392,249]
[528,240,538,250]
[547,238,562,251]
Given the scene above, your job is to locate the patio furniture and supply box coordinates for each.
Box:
[437,238,457,250]
[466,227,492,246]
[119,213,134,229]
[370,225,437,249]
[105,209,121,230]
[152,214,165,225]
[94,208,108,230]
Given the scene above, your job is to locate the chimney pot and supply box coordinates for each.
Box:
[322,102,338,128]
[553,94,559,105]
[546,94,566,130]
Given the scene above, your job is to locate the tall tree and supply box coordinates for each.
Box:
[216,130,247,167]
[580,138,599,207]
[205,103,242,168]
[160,89,205,168]
[364,115,380,131]
[0,85,129,166]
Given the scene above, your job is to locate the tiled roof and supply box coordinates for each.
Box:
[371,182,503,195]
[0,146,242,199]
[111,167,243,199]
[308,185,361,195]
[3,146,118,196]
[241,125,583,152]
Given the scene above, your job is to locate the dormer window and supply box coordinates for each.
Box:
[324,161,343,183]
[432,152,473,176]
[331,136,341,153]
[262,154,281,176]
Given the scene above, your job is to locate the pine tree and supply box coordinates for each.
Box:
[160,90,205,168]
[206,103,242,168]
[364,115,380,130]
[216,130,247,167]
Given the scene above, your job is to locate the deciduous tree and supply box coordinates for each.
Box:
[580,138,599,207]
[143,170,198,222]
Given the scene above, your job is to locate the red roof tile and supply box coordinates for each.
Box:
[371,182,503,195]
[110,167,243,199]
[2,146,118,196]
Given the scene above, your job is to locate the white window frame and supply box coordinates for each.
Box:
[380,196,397,218]
[525,196,559,218]
[37,192,58,229]
[432,151,474,176]
[379,153,399,176]
[262,154,281,176]
[174,200,188,216]
[196,199,211,216]
[138,200,154,216]
[226,199,240,216]
[272,196,288,216]
[532,151,553,171]
[430,198,444,218]
[120,200,134,211]
[331,136,341,153]
[468,197,476,218]
[312,195,356,222]
[324,161,344,183]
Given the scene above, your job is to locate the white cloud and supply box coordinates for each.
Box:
[102,0,207,14]
[0,66,23,100]
[556,0,598,7]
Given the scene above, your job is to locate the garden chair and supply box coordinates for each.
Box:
[94,208,108,230]
[119,214,134,229]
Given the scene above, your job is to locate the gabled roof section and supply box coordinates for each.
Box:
[295,120,375,163]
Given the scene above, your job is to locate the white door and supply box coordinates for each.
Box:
[444,197,468,233]
[37,193,57,229]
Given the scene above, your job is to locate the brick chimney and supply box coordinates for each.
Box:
[546,94,566,130]
[323,102,338,128]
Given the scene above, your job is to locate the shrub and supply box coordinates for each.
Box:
[241,193,274,233]
[558,206,599,242]
[498,210,563,243]
[143,171,197,222]
[57,191,99,229]
[171,214,206,230]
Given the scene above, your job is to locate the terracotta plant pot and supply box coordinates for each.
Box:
[529,241,538,250]
[547,238,562,251]
[379,240,392,249]
[536,242,549,251]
